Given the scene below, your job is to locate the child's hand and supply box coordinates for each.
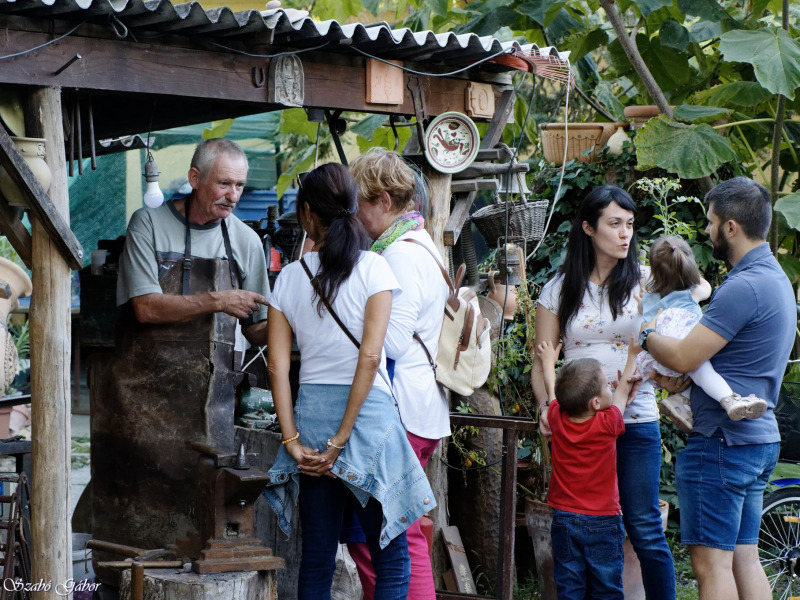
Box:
[535,341,562,366]
[627,333,643,356]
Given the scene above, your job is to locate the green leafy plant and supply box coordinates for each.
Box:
[634,177,705,239]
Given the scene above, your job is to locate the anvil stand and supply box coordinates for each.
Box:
[190,442,284,573]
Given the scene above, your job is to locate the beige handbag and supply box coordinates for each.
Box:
[404,240,491,397]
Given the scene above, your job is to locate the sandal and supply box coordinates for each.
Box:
[659,394,693,434]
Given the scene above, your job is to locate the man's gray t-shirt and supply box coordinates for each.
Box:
[117,201,269,325]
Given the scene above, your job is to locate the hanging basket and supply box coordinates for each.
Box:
[471,198,548,246]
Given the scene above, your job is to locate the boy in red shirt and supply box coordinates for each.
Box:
[536,339,641,600]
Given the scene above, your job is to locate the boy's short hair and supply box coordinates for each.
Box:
[555,358,604,417]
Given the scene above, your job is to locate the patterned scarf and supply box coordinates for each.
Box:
[370,211,425,255]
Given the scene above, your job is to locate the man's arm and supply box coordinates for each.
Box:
[645,320,728,373]
[131,289,268,325]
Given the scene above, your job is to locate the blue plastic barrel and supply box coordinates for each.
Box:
[234,189,298,222]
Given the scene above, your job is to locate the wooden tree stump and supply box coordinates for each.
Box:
[120,569,277,600]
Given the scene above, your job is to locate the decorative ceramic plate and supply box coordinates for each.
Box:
[424,112,480,174]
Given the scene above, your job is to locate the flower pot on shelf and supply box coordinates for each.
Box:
[0,258,31,395]
[623,106,677,130]
[0,136,51,207]
[539,122,628,166]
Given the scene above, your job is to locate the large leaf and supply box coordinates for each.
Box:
[659,18,690,51]
[559,26,608,62]
[280,108,318,142]
[688,20,723,43]
[719,28,800,100]
[677,0,729,22]
[775,191,800,231]
[516,0,565,26]
[593,81,627,122]
[777,251,800,286]
[672,104,732,124]
[635,115,736,178]
[630,0,671,17]
[544,8,582,41]
[707,81,774,108]
[636,33,693,91]
[460,6,519,36]
[350,114,388,140]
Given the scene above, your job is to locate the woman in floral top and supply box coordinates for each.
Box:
[533,185,676,600]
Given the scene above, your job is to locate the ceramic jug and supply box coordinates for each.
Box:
[487,271,517,321]
[0,257,32,394]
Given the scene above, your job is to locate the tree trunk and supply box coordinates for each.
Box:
[120,569,277,600]
[25,86,72,596]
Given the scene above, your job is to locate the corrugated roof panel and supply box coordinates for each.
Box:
[0,0,572,72]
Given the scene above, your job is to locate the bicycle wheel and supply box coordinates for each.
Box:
[760,487,800,600]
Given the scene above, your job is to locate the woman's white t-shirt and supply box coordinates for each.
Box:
[538,273,658,424]
[269,251,400,394]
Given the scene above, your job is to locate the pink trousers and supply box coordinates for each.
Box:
[349,431,440,600]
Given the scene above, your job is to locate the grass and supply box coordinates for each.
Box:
[71,435,90,470]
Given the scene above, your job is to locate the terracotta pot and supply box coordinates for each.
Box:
[0,257,31,394]
[487,271,517,320]
[623,106,676,130]
[539,122,627,165]
[0,136,51,206]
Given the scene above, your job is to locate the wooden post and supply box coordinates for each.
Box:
[422,166,452,265]
[25,86,72,594]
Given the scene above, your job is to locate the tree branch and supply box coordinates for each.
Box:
[598,0,673,118]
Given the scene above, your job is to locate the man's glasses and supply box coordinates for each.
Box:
[296,171,310,190]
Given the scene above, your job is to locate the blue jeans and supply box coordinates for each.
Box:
[617,421,676,600]
[551,509,625,600]
[676,433,778,549]
[298,474,410,600]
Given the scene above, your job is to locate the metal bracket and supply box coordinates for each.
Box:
[407,77,428,151]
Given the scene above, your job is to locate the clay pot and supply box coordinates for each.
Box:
[0,257,32,394]
[0,137,51,206]
[487,271,517,321]
[623,106,677,130]
[539,122,627,165]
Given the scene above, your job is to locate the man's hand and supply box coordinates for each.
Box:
[215,289,268,319]
[654,374,691,394]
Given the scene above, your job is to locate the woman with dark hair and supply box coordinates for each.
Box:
[263,163,435,600]
[533,185,676,600]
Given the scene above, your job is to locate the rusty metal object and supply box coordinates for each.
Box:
[192,450,285,573]
[441,413,537,600]
[97,561,184,569]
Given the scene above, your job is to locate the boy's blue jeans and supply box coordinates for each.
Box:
[550,509,625,600]
[298,474,410,600]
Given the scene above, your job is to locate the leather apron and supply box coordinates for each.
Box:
[92,201,245,572]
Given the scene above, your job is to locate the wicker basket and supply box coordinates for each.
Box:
[471,198,548,246]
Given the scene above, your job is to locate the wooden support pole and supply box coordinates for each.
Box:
[423,166,452,265]
[25,86,72,596]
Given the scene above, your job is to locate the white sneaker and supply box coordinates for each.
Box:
[720,393,768,421]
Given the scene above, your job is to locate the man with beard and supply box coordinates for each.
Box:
[640,177,794,600]
[118,137,269,344]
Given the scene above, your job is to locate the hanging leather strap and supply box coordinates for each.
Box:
[182,197,242,295]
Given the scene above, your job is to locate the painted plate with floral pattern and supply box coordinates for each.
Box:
[424,112,480,174]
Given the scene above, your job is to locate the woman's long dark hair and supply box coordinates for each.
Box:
[558,185,641,339]
[297,163,371,314]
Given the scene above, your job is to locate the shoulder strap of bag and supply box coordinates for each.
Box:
[299,257,400,408]
[402,238,454,294]
[300,256,361,349]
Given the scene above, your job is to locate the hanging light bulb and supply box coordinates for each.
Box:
[142,152,164,208]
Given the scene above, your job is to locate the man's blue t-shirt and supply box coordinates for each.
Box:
[695,243,795,445]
